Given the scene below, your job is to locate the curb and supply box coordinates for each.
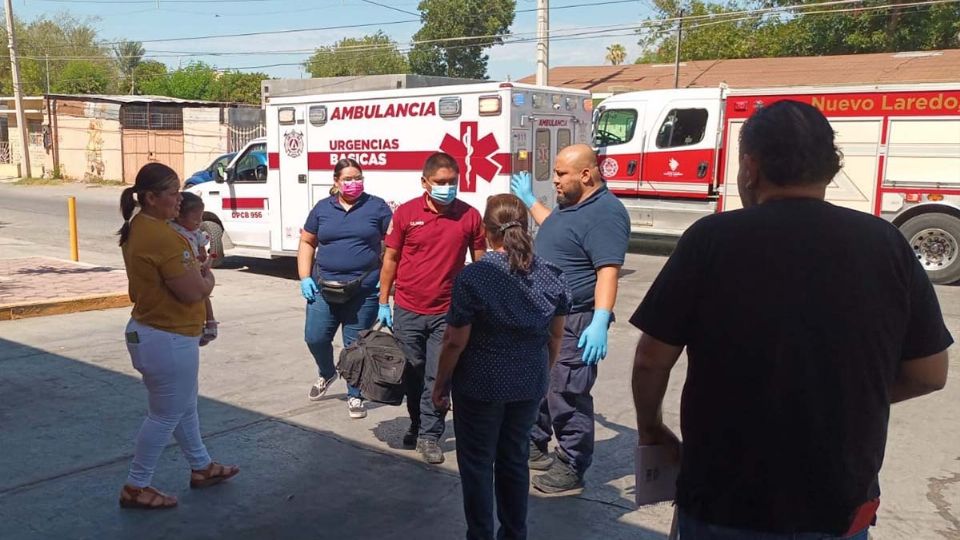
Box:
[0,292,131,321]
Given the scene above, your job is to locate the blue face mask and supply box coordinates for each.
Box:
[428,183,457,205]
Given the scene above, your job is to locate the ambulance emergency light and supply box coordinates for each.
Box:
[309,105,328,126]
[438,97,462,119]
[479,95,502,116]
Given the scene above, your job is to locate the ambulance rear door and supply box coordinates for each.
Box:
[274,104,313,253]
[527,93,582,211]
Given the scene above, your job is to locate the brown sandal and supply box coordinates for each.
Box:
[118,485,178,510]
[190,462,240,489]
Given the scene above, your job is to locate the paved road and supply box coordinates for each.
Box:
[1,184,958,539]
[0,183,125,266]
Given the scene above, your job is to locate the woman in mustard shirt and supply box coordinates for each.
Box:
[117,163,238,510]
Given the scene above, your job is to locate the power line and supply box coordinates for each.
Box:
[358,0,420,17]
[6,0,956,76]
[34,0,284,4]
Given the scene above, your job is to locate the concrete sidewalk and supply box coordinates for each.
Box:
[0,257,676,540]
[0,256,130,320]
[0,305,670,540]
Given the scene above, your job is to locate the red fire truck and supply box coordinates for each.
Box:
[594,83,960,283]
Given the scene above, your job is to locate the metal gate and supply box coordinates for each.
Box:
[120,104,186,183]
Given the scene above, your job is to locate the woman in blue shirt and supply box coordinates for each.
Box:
[432,193,570,540]
[298,158,393,419]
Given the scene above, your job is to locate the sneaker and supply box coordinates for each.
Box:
[308,373,338,401]
[347,397,367,419]
[401,423,419,449]
[416,438,445,464]
[532,458,584,495]
[529,441,555,471]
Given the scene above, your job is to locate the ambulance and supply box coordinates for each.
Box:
[189,82,592,265]
[594,83,960,283]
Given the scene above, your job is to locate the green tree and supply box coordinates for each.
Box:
[52,60,111,94]
[114,40,145,94]
[207,71,268,104]
[305,32,409,77]
[161,61,217,100]
[0,14,113,95]
[132,60,168,95]
[605,43,627,65]
[637,0,960,63]
[409,0,516,79]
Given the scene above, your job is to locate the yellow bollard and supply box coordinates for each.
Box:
[68,196,79,261]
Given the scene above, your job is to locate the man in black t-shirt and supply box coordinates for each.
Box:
[631,101,952,538]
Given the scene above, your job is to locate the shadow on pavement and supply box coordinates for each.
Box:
[218,256,299,281]
[0,336,666,540]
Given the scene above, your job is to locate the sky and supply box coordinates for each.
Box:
[16,0,659,81]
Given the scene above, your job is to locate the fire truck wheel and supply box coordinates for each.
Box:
[900,213,960,284]
[201,221,225,268]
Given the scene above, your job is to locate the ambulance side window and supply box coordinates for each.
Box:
[656,108,708,148]
[557,129,571,152]
[535,129,551,182]
[233,143,268,183]
[594,109,637,147]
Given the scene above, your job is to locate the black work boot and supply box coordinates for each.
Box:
[529,441,555,471]
[532,452,583,494]
[416,438,445,464]
[402,423,419,449]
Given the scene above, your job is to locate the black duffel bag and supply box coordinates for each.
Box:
[336,325,406,406]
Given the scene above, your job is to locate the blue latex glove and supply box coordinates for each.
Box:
[300,277,318,302]
[377,303,393,329]
[510,171,536,208]
[578,309,611,365]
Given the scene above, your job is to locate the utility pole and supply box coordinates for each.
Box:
[673,9,683,89]
[4,0,31,178]
[536,0,549,85]
[44,54,50,94]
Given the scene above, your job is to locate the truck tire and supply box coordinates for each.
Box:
[200,221,225,268]
[899,213,960,285]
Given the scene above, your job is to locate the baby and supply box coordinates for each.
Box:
[171,191,218,346]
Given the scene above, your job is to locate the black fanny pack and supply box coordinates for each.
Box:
[319,266,377,305]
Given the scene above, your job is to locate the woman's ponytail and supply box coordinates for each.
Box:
[483,193,534,274]
[117,187,137,246]
[502,224,534,274]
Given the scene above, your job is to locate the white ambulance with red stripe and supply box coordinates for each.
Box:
[190,82,592,265]
[594,83,960,283]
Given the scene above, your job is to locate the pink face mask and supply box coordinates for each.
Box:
[340,179,364,199]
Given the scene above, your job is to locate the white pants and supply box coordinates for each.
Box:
[125,319,211,487]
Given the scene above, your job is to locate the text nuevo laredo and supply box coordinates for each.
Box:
[330,101,437,121]
[811,93,960,113]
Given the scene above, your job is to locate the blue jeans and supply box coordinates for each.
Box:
[304,286,379,399]
[677,510,869,540]
[453,393,540,540]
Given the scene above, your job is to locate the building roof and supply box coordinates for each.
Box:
[42,94,253,107]
[519,49,960,94]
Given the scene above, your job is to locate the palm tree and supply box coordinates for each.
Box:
[605,43,627,66]
[114,40,145,94]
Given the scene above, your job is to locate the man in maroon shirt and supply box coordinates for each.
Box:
[378,151,487,464]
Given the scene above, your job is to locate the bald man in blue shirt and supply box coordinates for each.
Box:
[512,143,630,494]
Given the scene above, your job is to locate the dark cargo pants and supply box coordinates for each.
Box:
[529,311,599,477]
[393,306,448,441]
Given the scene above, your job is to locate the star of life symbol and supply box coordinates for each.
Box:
[439,122,501,192]
[284,130,304,158]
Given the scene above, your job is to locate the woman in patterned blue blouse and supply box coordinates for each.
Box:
[432,193,570,540]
